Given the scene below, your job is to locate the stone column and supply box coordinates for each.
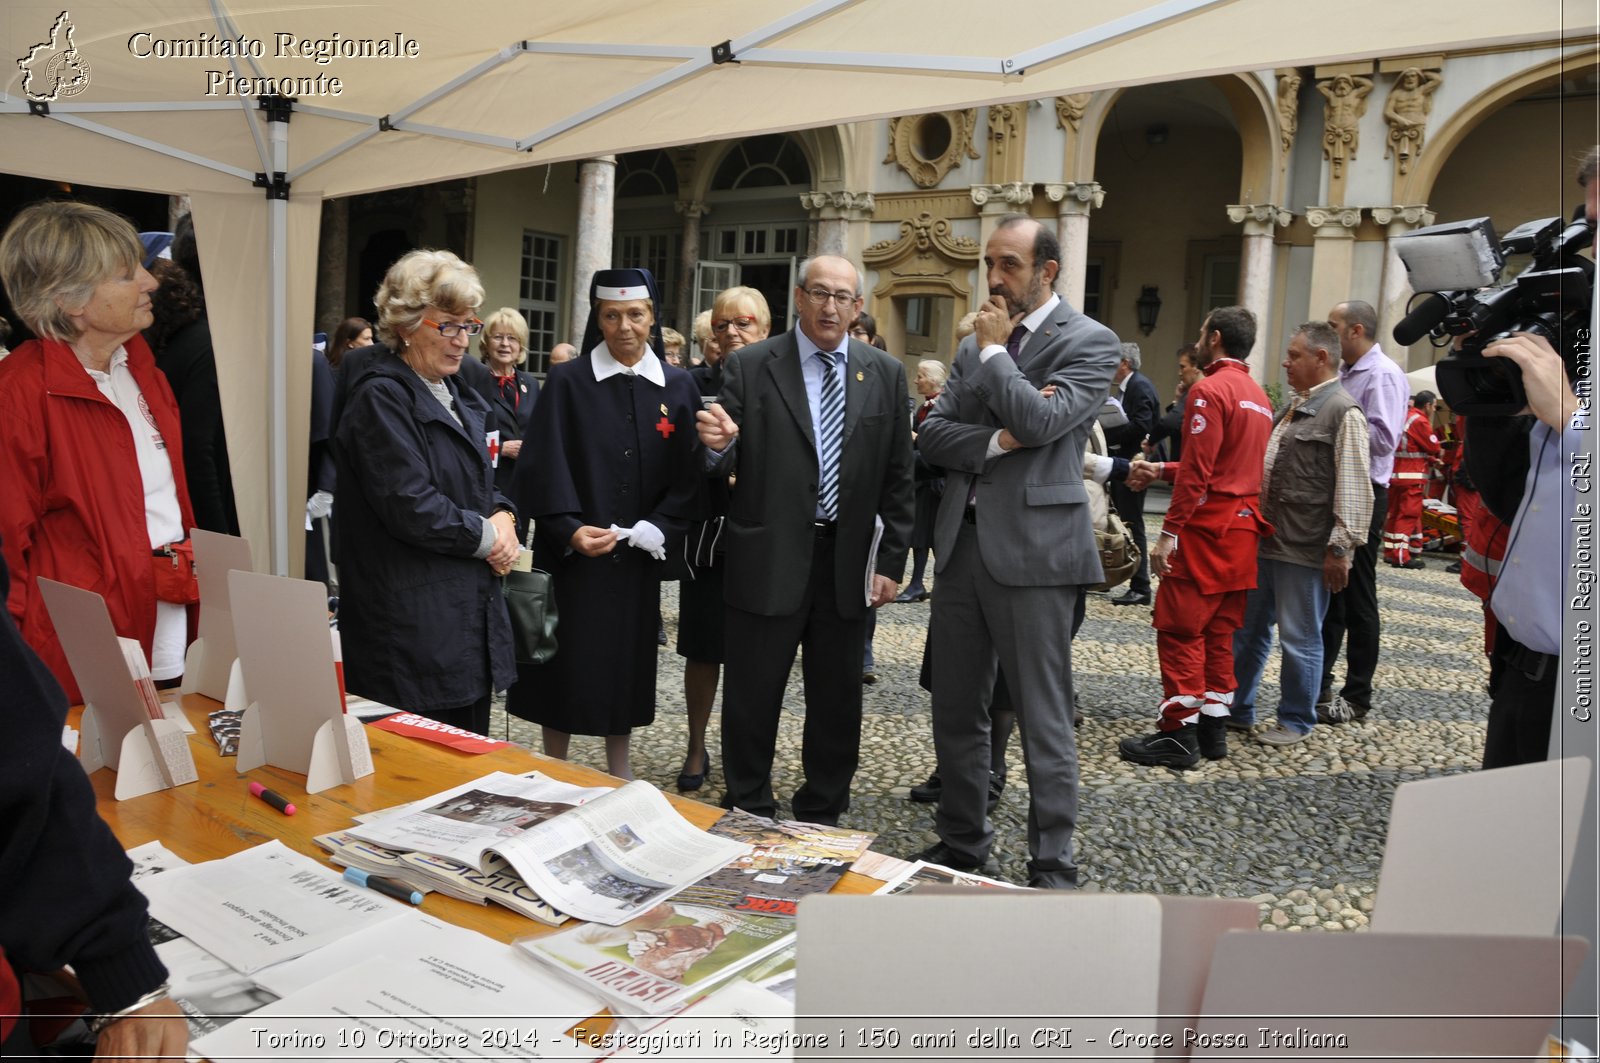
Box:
[315,197,349,336]
[970,182,1037,252]
[800,191,876,261]
[673,199,707,333]
[1226,204,1292,381]
[570,155,617,348]
[1304,206,1364,325]
[1045,181,1104,310]
[1371,204,1436,367]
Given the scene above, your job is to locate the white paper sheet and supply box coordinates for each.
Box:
[138,840,412,974]
[192,928,602,1062]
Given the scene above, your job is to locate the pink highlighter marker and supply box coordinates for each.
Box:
[248,781,297,816]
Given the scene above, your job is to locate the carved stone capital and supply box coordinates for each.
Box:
[799,190,875,216]
[1369,204,1435,228]
[674,200,709,220]
[1305,205,1362,231]
[1226,203,1291,227]
[1054,93,1093,133]
[970,182,1034,208]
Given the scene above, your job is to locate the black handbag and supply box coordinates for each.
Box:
[503,529,558,665]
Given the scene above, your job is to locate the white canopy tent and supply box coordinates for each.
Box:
[2,0,1591,573]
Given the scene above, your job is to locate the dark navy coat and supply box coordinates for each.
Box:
[334,347,515,714]
[466,365,541,501]
[505,354,702,735]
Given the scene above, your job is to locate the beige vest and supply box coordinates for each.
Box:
[1261,383,1357,569]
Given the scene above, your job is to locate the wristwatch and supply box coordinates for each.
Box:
[1328,544,1348,558]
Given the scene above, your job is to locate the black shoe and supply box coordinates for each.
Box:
[1196,715,1227,760]
[1111,588,1151,606]
[677,751,712,792]
[1445,560,1462,574]
[895,586,929,603]
[1118,726,1201,770]
[909,771,942,803]
[1400,558,1425,570]
[909,841,999,876]
[987,772,1005,813]
[657,622,668,646]
[861,671,877,685]
[1073,691,1083,727]
[1026,868,1079,890]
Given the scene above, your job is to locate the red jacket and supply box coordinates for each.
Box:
[0,335,196,703]
[1157,358,1275,592]
[1391,407,1440,483]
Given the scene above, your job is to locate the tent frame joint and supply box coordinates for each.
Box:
[28,100,49,117]
[254,171,291,200]
[379,114,394,132]
[257,94,295,124]
[711,40,738,65]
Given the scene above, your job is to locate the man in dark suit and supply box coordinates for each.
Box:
[696,255,915,824]
[915,215,1120,887]
[1103,341,1159,605]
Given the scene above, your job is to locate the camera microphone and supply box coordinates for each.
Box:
[1392,292,1453,347]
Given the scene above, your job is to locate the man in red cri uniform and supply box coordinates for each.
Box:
[1382,390,1442,568]
[1119,307,1275,769]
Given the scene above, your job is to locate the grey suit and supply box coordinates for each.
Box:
[917,295,1119,880]
[714,328,915,821]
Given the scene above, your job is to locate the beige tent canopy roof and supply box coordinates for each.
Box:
[2,0,1590,571]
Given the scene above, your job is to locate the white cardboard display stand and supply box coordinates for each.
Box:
[1191,929,1587,1059]
[180,528,254,709]
[1372,756,1593,937]
[794,893,1257,1060]
[37,578,198,800]
[228,569,372,794]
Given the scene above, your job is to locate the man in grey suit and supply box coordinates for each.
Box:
[696,255,914,824]
[915,215,1119,887]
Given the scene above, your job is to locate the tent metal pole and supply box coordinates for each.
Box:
[267,120,290,577]
[209,0,273,175]
[31,113,256,181]
[1008,0,1230,73]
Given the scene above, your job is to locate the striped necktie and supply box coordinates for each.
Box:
[816,349,844,520]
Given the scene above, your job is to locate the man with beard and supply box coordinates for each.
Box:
[913,214,1119,887]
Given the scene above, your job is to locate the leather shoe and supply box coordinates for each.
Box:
[1110,588,1151,606]
[1118,726,1201,770]
[1026,868,1079,890]
[909,771,941,803]
[909,841,999,876]
[895,586,930,603]
[1196,715,1227,761]
[861,671,877,685]
[676,751,712,792]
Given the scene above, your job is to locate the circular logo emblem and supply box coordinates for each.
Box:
[1189,413,1208,435]
[45,50,91,99]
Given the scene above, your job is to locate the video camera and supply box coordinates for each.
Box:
[1391,214,1593,415]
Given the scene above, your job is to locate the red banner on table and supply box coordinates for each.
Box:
[368,712,511,754]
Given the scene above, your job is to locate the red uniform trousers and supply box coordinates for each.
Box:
[1382,479,1426,564]
[1151,502,1266,731]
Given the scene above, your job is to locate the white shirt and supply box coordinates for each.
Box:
[85,347,187,680]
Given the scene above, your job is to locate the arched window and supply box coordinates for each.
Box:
[710,135,812,191]
[617,150,679,198]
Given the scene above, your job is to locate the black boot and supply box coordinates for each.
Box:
[1118,725,1201,770]
[1196,715,1227,760]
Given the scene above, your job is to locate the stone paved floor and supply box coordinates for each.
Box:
[492,512,1486,932]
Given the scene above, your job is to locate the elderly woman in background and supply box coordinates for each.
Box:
[0,201,198,703]
[898,358,948,603]
[507,268,701,780]
[335,250,518,733]
[325,316,373,372]
[468,307,541,502]
[675,285,770,791]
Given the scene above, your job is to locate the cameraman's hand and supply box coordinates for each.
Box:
[1483,332,1580,430]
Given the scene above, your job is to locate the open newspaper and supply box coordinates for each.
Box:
[872,858,1027,895]
[673,809,875,917]
[345,771,748,925]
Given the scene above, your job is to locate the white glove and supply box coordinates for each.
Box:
[305,490,334,530]
[1083,452,1114,484]
[609,520,666,561]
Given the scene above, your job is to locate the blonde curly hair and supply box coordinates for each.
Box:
[373,249,484,350]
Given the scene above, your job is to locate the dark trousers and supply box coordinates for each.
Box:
[1109,479,1151,596]
[1320,482,1386,710]
[1483,621,1558,769]
[429,694,491,736]
[720,535,863,822]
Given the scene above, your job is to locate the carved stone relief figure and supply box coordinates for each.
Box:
[1318,73,1374,177]
[1383,67,1443,175]
[1276,70,1302,155]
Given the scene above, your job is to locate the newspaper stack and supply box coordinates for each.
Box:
[397,850,567,926]
[312,830,435,896]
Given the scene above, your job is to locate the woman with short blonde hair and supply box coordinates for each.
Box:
[372,249,485,350]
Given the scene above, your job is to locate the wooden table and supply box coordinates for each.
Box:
[78,693,880,947]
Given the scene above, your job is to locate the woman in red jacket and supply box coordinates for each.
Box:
[0,201,197,703]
